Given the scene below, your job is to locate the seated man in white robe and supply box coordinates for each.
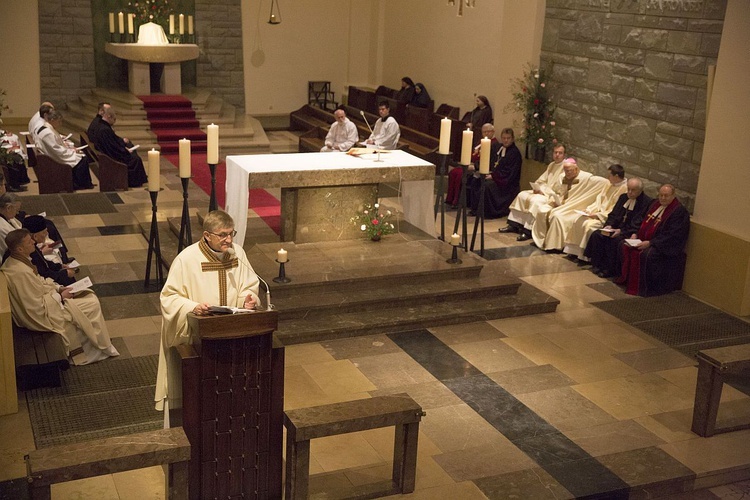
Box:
[321,108,359,152]
[365,101,400,150]
[35,109,95,190]
[155,210,260,413]
[500,143,566,241]
[563,164,628,261]
[531,159,607,250]
[1,229,119,364]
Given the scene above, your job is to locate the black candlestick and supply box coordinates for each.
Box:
[470,176,487,257]
[433,153,451,242]
[177,177,192,252]
[208,163,217,212]
[446,243,462,264]
[452,163,470,251]
[144,190,166,287]
[273,259,291,283]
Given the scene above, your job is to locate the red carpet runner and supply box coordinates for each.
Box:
[138,95,280,234]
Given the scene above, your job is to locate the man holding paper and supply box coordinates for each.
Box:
[562,164,628,261]
[155,210,260,412]
[34,109,95,190]
[501,143,566,241]
[97,108,148,187]
[1,229,119,365]
[469,127,521,219]
[23,215,76,285]
[616,184,690,296]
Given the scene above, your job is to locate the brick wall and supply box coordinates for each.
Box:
[195,0,245,112]
[38,0,96,108]
[541,0,726,209]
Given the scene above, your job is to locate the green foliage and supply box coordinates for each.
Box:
[351,202,397,240]
[128,0,172,28]
[507,64,558,151]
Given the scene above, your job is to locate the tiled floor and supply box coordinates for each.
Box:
[2,146,750,499]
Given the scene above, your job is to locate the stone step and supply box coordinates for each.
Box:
[274,283,558,345]
[272,271,519,320]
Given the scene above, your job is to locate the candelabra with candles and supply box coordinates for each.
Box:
[206,123,219,212]
[434,117,454,242]
[144,149,166,287]
[177,138,192,252]
[469,135,492,257]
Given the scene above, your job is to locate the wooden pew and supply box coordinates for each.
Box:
[347,86,378,115]
[404,105,433,135]
[289,104,333,132]
[13,325,70,391]
[298,127,327,153]
[435,103,460,120]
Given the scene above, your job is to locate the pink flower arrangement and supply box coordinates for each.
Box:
[351,202,396,240]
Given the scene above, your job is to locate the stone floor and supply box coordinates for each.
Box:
[2,143,750,499]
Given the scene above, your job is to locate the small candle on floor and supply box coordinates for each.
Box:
[450,233,460,246]
[277,248,288,263]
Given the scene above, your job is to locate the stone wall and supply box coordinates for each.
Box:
[195,0,245,112]
[542,0,726,209]
[38,0,96,108]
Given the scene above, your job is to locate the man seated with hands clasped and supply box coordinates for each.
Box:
[155,210,260,412]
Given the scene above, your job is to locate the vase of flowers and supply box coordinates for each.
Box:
[128,0,171,29]
[507,64,558,162]
[351,202,396,241]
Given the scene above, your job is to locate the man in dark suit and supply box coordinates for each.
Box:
[584,177,652,278]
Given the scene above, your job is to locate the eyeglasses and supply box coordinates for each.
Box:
[207,230,237,240]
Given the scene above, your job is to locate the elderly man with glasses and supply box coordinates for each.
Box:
[155,210,260,415]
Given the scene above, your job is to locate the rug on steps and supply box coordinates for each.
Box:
[25,355,162,448]
[138,94,281,234]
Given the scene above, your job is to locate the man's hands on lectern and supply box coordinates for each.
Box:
[244,295,258,310]
[193,303,211,316]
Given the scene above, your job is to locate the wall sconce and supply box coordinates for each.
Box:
[448,0,475,17]
[268,0,281,25]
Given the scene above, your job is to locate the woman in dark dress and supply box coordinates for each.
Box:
[411,83,431,108]
[469,95,493,145]
[395,77,416,103]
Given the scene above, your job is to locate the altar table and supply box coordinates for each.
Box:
[105,43,199,95]
[225,151,436,244]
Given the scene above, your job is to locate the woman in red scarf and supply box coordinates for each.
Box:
[617,184,690,296]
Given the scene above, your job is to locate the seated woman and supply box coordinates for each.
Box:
[468,95,493,146]
[395,77,415,103]
[411,83,431,108]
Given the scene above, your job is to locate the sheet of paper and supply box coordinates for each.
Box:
[530,182,541,191]
[624,238,642,246]
[37,211,47,217]
[127,144,140,153]
[66,260,80,268]
[574,210,590,217]
[68,276,93,294]
[599,228,615,233]
[76,144,88,151]
[62,133,72,140]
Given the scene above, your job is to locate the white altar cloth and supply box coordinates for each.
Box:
[225,150,436,244]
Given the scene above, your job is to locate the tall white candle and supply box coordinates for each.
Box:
[277,248,288,263]
[206,123,219,164]
[179,14,184,35]
[450,233,460,246]
[127,13,134,35]
[148,149,160,191]
[460,128,473,165]
[169,14,175,35]
[179,138,191,178]
[188,15,194,35]
[479,137,491,174]
[109,13,115,34]
[118,12,124,34]
[438,117,451,155]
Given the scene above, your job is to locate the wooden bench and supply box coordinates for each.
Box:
[25,427,191,499]
[284,393,424,500]
[13,325,70,392]
[34,155,74,194]
[691,344,750,437]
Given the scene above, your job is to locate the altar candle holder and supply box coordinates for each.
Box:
[273,259,291,283]
[446,241,462,265]
[144,191,166,287]
[207,163,218,212]
[177,177,193,252]
[469,179,487,257]
[452,161,470,251]
[433,152,451,242]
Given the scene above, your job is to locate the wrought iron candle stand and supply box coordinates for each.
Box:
[273,259,291,283]
[208,162,218,212]
[177,177,192,252]
[433,152,451,242]
[446,240,462,265]
[144,190,166,287]
[469,177,487,257]
[452,162,470,251]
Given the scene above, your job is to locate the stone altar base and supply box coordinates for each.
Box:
[281,184,378,243]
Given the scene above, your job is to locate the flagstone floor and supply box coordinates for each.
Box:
[1,144,750,499]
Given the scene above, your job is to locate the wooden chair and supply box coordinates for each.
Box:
[96,153,129,192]
[79,133,99,164]
[34,155,74,194]
[25,135,37,168]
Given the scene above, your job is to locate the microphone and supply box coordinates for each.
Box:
[360,110,373,133]
[226,247,273,311]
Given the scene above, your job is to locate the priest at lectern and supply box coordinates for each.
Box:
[154,210,260,413]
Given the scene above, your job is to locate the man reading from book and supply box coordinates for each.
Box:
[155,210,259,413]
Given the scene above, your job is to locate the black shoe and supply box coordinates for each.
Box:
[590,266,601,275]
[517,232,531,242]
[7,185,27,192]
[565,254,578,262]
[499,225,519,234]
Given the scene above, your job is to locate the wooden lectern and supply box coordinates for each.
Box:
[174,310,284,499]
